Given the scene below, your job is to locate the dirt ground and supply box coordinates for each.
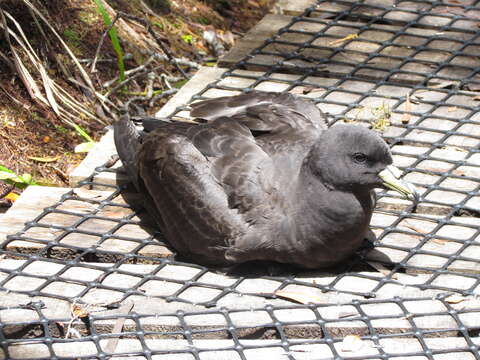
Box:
[0,0,274,203]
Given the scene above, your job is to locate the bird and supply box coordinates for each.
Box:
[114,91,418,269]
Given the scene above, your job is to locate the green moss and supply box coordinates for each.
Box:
[63,28,81,46]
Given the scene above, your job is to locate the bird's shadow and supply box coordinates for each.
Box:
[117,176,395,282]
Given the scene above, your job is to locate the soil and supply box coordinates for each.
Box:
[0,0,275,206]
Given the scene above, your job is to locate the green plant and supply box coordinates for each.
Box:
[72,123,96,153]
[93,0,126,82]
[63,28,81,46]
[0,165,37,189]
[196,17,211,25]
[181,34,194,44]
[55,125,68,134]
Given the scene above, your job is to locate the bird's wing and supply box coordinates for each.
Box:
[190,91,327,133]
[137,119,278,264]
[113,115,141,188]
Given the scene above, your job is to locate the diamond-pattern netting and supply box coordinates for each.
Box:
[1,0,480,358]
[2,295,480,359]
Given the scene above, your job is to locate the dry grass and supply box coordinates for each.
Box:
[0,0,274,195]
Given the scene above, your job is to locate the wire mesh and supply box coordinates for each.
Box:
[1,0,480,358]
[2,295,480,359]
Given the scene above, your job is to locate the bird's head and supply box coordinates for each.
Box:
[308,124,419,201]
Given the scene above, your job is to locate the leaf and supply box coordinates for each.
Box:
[173,79,189,88]
[72,123,94,143]
[93,0,125,82]
[21,173,32,184]
[341,335,364,352]
[28,155,60,163]
[5,192,19,202]
[71,304,89,318]
[274,290,324,304]
[74,142,96,153]
[367,261,398,280]
[72,189,103,199]
[329,33,358,46]
[181,34,194,44]
[0,165,16,175]
[402,220,430,234]
[445,294,466,304]
[0,170,23,182]
[401,93,412,124]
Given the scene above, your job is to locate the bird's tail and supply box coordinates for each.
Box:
[113,115,141,189]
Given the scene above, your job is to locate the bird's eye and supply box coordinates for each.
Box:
[352,152,367,163]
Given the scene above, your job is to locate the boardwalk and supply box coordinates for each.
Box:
[1,1,480,359]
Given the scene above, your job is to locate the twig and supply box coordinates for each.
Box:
[102,54,157,88]
[90,12,121,74]
[145,72,155,98]
[115,11,190,79]
[149,88,177,107]
[104,302,134,354]
[102,54,197,89]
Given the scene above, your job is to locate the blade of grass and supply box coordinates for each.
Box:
[93,0,126,82]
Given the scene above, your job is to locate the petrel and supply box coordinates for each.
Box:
[114,91,418,269]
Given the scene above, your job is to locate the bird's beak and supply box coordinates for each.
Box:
[378,165,420,202]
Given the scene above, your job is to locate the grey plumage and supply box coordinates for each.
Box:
[114,91,417,269]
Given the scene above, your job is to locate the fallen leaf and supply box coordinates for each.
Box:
[420,167,450,174]
[401,93,412,124]
[71,304,89,318]
[338,311,358,318]
[367,261,398,279]
[445,294,466,304]
[43,136,51,143]
[447,106,458,112]
[442,145,467,152]
[329,33,358,46]
[28,155,60,163]
[402,220,430,234]
[5,192,19,202]
[72,189,103,199]
[74,141,95,153]
[429,80,459,89]
[104,302,134,353]
[274,290,324,304]
[341,335,364,352]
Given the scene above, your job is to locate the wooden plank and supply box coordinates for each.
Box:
[3,282,480,340]
[156,67,227,119]
[69,130,129,189]
[218,14,480,85]
[273,0,316,15]
[72,68,479,193]
[70,67,228,188]
[0,186,172,259]
[5,337,480,359]
[2,186,479,275]
[368,213,480,274]
[0,259,472,314]
[276,0,480,31]
[0,186,70,242]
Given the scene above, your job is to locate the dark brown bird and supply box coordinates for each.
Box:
[114,91,418,269]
